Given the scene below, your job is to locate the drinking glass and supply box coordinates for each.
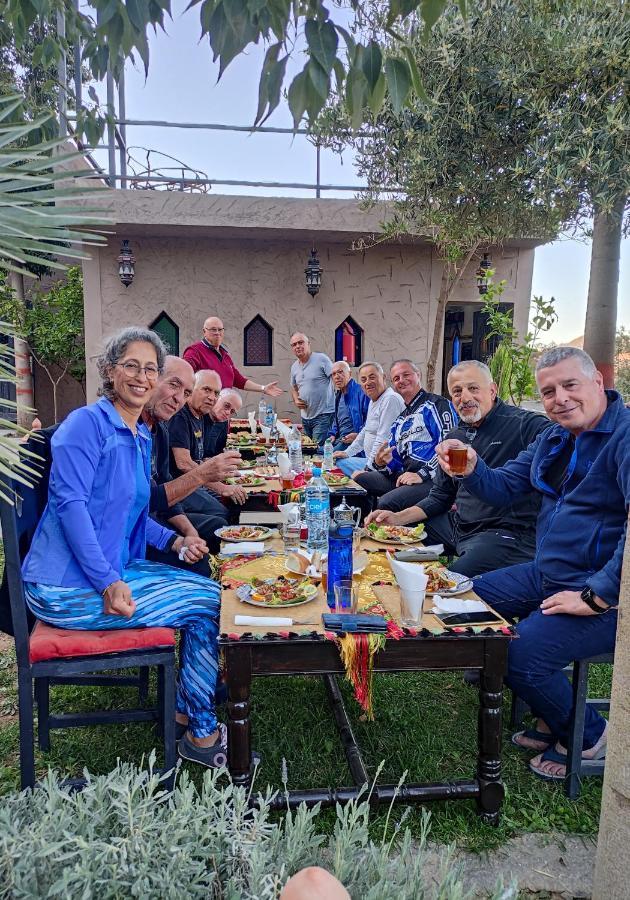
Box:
[282,519,301,551]
[400,587,425,627]
[448,446,468,476]
[334,578,358,614]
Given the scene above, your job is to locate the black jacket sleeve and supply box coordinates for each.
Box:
[418,467,458,520]
[150,422,184,517]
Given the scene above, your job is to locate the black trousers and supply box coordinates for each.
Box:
[146,542,211,577]
[424,513,536,578]
[354,470,434,512]
[178,488,230,553]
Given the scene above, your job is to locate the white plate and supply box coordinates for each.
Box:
[215,526,273,542]
[367,528,426,546]
[426,570,473,596]
[239,582,319,608]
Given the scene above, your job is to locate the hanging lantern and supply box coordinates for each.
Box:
[118,239,136,287]
[304,247,322,297]
[476,252,491,295]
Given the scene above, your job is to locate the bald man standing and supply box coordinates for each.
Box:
[183,316,282,397]
[289,333,335,447]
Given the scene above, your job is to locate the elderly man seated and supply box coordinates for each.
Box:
[333,361,404,479]
[141,356,241,559]
[168,371,247,521]
[354,359,456,511]
[366,360,550,576]
[328,360,370,451]
[437,347,629,780]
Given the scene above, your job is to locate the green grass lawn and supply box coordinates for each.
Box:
[0,630,610,850]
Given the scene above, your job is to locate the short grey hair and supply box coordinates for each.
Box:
[332,360,351,373]
[535,346,597,378]
[447,360,493,383]
[97,326,166,401]
[218,387,242,407]
[194,369,221,387]
[390,358,419,374]
[358,360,384,376]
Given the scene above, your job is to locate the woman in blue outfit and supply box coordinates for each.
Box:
[22,326,226,768]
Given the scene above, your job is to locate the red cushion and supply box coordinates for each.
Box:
[29,620,175,663]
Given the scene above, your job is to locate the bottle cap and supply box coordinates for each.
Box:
[312,467,322,477]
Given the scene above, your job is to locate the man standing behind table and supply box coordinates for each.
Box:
[289,333,335,447]
[183,316,283,398]
[168,371,247,519]
[437,347,630,780]
[366,360,550,576]
[141,356,242,559]
[354,359,456,511]
[334,362,405,479]
[329,361,370,451]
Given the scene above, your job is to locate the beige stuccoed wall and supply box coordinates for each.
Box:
[83,234,534,418]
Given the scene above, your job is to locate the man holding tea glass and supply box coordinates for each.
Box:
[437,347,629,781]
[367,361,549,576]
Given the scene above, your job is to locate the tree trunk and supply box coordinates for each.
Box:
[592,509,630,899]
[9,272,35,428]
[425,243,479,393]
[583,197,626,388]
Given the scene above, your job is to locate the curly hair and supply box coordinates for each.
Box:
[96,326,167,401]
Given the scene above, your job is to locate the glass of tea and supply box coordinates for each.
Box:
[448,446,468,476]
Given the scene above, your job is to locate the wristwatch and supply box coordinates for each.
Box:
[580,586,608,614]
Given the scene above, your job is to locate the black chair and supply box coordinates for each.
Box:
[511,652,613,798]
[0,481,177,790]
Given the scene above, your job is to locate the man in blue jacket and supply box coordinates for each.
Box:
[437,346,629,781]
[328,361,370,451]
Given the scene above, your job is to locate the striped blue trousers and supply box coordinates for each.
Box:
[25,559,221,738]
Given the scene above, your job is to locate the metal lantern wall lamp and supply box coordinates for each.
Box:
[118,239,136,287]
[476,252,491,295]
[305,247,323,296]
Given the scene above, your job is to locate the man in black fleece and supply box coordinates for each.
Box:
[366,360,550,576]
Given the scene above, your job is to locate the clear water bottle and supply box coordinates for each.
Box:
[265,403,274,428]
[305,467,330,552]
[322,437,334,471]
[288,424,303,474]
[258,398,267,426]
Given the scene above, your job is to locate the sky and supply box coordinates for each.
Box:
[90,2,629,346]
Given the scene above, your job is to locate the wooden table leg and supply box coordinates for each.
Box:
[477,641,508,824]
[225,644,253,788]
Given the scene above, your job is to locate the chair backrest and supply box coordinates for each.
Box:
[0,425,58,656]
[0,478,41,666]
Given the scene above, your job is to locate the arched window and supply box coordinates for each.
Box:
[244,315,273,366]
[149,311,179,355]
[334,316,363,367]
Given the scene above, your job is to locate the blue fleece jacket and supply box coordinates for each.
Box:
[463,391,630,606]
[329,379,370,440]
[22,398,175,593]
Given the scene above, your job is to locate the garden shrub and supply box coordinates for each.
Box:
[0,755,516,899]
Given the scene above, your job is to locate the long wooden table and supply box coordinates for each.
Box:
[218,538,512,823]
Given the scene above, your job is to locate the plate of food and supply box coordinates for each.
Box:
[237,459,257,469]
[367,523,426,545]
[423,562,473,596]
[226,474,266,486]
[323,473,350,486]
[215,525,273,542]
[301,436,318,448]
[241,577,319,608]
[253,464,278,478]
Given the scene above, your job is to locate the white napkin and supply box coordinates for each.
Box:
[278,502,300,524]
[261,425,271,440]
[221,541,266,556]
[277,452,291,475]
[431,595,487,614]
[276,421,292,440]
[248,411,257,434]
[387,552,429,591]
[235,615,295,627]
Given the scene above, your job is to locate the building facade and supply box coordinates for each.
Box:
[78,191,539,419]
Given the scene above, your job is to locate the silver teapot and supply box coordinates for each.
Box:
[333,494,361,527]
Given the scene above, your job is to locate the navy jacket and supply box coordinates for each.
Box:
[464,391,630,605]
[329,379,370,440]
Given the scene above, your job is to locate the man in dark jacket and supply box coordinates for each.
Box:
[329,361,370,451]
[141,357,241,558]
[367,360,550,575]
[438,347,629,780]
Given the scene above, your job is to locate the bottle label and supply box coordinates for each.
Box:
[306,496,328,517]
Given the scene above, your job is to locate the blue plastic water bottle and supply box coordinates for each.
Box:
[327,521,353,610]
